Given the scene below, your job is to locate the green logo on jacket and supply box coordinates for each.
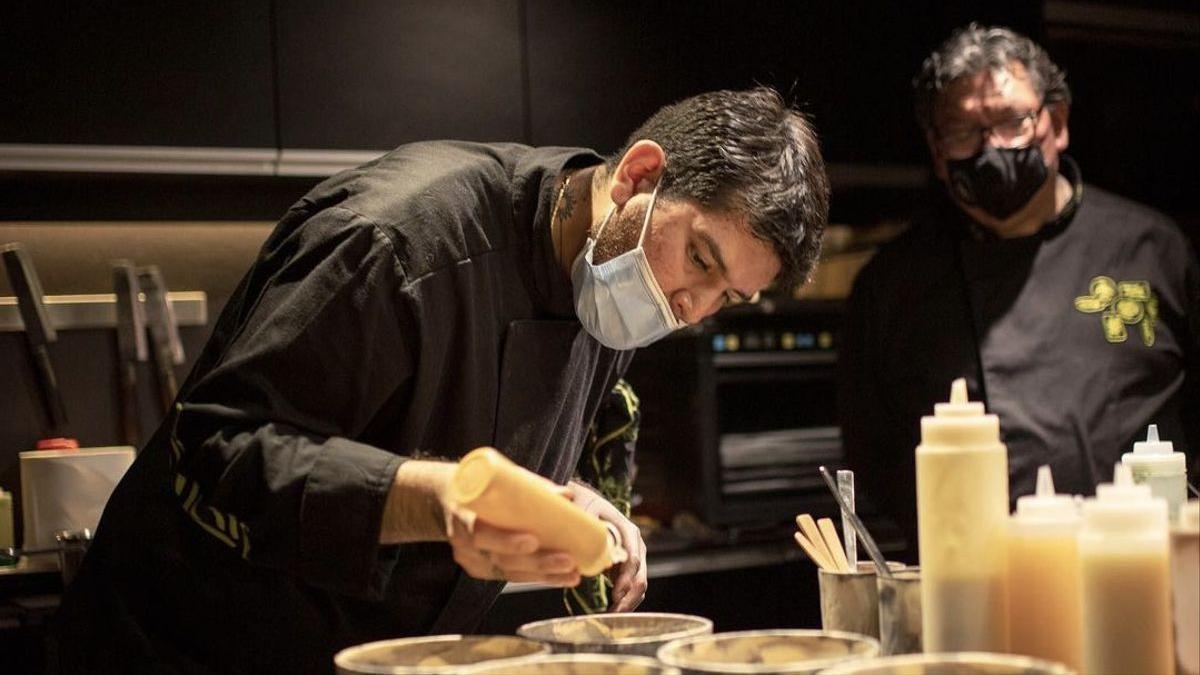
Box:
[1073,276,1158,346]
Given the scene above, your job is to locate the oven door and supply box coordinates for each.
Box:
[708,351,841,525]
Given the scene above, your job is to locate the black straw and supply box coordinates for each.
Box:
[818,465,893,579]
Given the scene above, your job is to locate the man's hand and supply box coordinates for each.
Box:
[446,513,581,586]
[380,459,582,586]
[567,480,648,612]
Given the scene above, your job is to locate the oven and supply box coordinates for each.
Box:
[625,300,844,528]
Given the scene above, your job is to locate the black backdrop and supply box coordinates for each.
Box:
[0,4,1195,668]
[3,0,1194,241]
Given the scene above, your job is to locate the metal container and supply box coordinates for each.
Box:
[55,528,92,586]
[656,629,879,674]
[464,653,681,674]
[518,612,713,657]
[818,561,905,638]
[815,652,1076,674]
[333,634,549,674]
[875,568,921,656]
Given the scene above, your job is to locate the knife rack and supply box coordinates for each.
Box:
[0,292,207,332]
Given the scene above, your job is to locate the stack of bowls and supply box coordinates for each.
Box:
[333,634,548,674]
[465,653,681,674]
[655,629,880,674]
[518,612,713,658]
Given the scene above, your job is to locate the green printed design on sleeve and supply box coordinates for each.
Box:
[168,405,252,558]
[1074,276,1158,346]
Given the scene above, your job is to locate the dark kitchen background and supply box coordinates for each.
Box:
[1,0,1196,669]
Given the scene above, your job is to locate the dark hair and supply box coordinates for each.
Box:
[608,87,829,290]
[913,23,1071,132]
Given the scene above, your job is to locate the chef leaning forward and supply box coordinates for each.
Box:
[48,87,830,674]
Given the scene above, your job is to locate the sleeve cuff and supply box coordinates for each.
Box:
[298,438,405,599]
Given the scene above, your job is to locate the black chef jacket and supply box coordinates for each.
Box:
[51,142,635,673]
[839,158,1200,560]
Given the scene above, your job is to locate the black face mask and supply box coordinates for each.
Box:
[946,144,1049,220]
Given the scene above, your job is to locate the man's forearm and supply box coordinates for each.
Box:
[379,459,456,544]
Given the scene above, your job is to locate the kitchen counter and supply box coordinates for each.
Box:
[0,522,906,670]
[0,556,58,577]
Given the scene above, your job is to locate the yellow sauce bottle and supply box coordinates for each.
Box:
[916,378,1010,653]
[1007,465,1082,671]
[1079,463,1174,675]
[447,447,624,577]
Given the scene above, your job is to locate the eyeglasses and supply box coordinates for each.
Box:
[937,105,1044,159]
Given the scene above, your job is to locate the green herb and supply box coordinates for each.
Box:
[564,380,640,615]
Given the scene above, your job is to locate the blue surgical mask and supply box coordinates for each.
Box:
[571,183,687,350]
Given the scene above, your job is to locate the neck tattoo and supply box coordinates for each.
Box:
[551,172,575,269]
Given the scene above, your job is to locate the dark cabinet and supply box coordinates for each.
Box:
[525,3,701,153]
[1,2,275,148]
[274,1,525,150]
[524,1,938,161]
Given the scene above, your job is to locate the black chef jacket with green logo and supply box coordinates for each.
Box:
[839,158,1199,559]
[51,142,634,673]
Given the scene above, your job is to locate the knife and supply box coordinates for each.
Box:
[112,261,147,446]
[1,243,72,441]
[137,266,184,414]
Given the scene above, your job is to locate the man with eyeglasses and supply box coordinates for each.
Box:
[839,24,1198,560]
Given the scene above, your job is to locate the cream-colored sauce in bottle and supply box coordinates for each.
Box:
[916,378,1010,653]
[1007,465,1083,671]
[447,447,624,577]
[1079,463,1174,675]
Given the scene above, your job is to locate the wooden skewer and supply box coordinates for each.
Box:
[818,517,853,572]
[796,514,835,571]
[793,531,835,571]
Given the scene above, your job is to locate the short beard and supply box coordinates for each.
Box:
[592,200,650,264]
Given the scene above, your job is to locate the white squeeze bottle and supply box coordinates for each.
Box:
[916,378,1010,653]
[1122,424,1187,520]
[1080,463,1174,675]
[1007,465,1083,672]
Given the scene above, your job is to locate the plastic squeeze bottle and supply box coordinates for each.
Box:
[916,378,1010,653]
[1007,465,1083,672]
[446,447,625,577]
[1122,424,1187,521]
[1171,500,1199,675]
[1079,463,1174,675]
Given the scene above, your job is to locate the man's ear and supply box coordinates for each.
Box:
[1048,102,1070,153]
[925,129,949,182]
[609,140,666,207]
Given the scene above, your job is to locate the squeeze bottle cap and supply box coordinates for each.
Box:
[1083,463,1167,532]
[35,437,79,451]
[1015,465,1079,521]
[1096,463,1152,500]
[920,377,1000,447]
[1121,424,1186,475]
[933,378,985,416]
